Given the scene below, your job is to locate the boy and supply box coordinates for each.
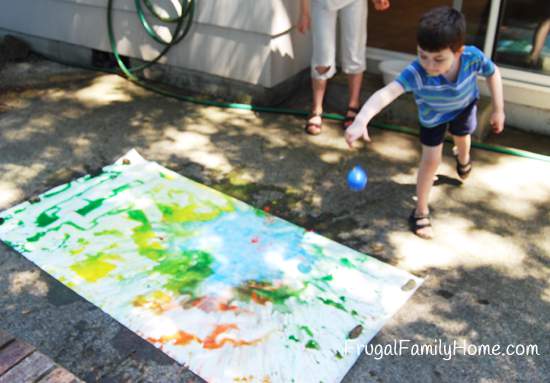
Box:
[345,6,505,239]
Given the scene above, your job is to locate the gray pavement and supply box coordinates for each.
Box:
[1,58,549,383]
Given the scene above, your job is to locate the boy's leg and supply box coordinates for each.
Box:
[449,101,477,177]
[414,124,446,239]
[452,133,471,166]
[416,144,443,217]
[413,144,442,239]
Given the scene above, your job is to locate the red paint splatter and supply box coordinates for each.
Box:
[251,236,260,244]
[263,206,271,213]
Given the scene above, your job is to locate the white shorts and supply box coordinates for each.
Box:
[310,0,368,80]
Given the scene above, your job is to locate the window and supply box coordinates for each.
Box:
[367,0,453,54]
[493,0,550,76]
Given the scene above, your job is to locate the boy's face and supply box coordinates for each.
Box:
[417,46,463,76]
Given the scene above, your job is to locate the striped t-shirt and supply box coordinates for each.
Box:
[395,45,496,127]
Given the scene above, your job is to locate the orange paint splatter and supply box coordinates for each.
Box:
[203,324,263,350]
[250,291,268,305]
[218,302,239,311]
[148,330,201,346]
[263,206,271,213]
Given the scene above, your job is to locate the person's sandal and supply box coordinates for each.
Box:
[408,209,433,240]
[305,113,322,135]
[342,106,360,130]
[454,153,472,179]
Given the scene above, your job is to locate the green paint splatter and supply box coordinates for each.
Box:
[305,340,320,350]
[320,275,333,282]
[27,232,47,242]
[335,351,343,359]
[36,210,59,227]
[76,198,105,216]
[128,209,168,262]
[300,325,314,337]
[288,335,300,342]
[157,198,234,224]
[318,297,347,312]
[94,229,123,237]
[44,183,71,198]
[340,258,354,268]
[153,250,214,296]
[236,280,304,305]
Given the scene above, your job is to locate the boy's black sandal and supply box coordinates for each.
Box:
[408,209,433,240]
[454,155,472,179]
[343,106,360,130]
[305,112,322,135]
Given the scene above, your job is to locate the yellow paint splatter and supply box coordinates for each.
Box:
[133,290,176,314]
[70,253,121,282]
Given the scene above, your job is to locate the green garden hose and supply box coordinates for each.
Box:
[104,0,550,163]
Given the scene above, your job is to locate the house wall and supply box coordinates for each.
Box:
[0,0,311,88]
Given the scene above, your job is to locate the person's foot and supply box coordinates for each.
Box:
[452,146,472,180]
[342,106,360,130]
[408,209,434,239]
[526,54,541,68]
[305,113,322,135]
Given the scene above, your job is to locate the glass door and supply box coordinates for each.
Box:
[492,0,550,78]
[367,0,550,86]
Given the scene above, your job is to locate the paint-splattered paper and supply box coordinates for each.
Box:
[0,150,422,383]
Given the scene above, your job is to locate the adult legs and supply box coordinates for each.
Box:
[307,3,338,134]
[528,18,550,65]
[340,0,367,123]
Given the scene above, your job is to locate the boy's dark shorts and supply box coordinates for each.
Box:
[420,101,478,147]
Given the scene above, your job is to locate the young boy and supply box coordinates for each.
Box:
[345,6,505,239]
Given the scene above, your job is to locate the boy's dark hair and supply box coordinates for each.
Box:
[417,6,466,52]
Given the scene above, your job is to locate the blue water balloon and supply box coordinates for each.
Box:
[347,166,368,191]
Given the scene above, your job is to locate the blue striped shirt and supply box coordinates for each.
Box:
[395,45,496,127]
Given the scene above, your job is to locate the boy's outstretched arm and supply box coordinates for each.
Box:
[345,81,404,148]
[486,66,505,134]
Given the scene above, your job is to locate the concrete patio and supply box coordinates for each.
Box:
[0,56,549,382]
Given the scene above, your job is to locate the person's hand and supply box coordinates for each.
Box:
[345,119,371,148]
[490,110,505,134]
[372,0,390,11]
[297,13,311,33]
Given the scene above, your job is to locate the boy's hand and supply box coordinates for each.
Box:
[490,110,505,134]
[372,0,390,11]
[345,120,371,148]
[297,13,311,33]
